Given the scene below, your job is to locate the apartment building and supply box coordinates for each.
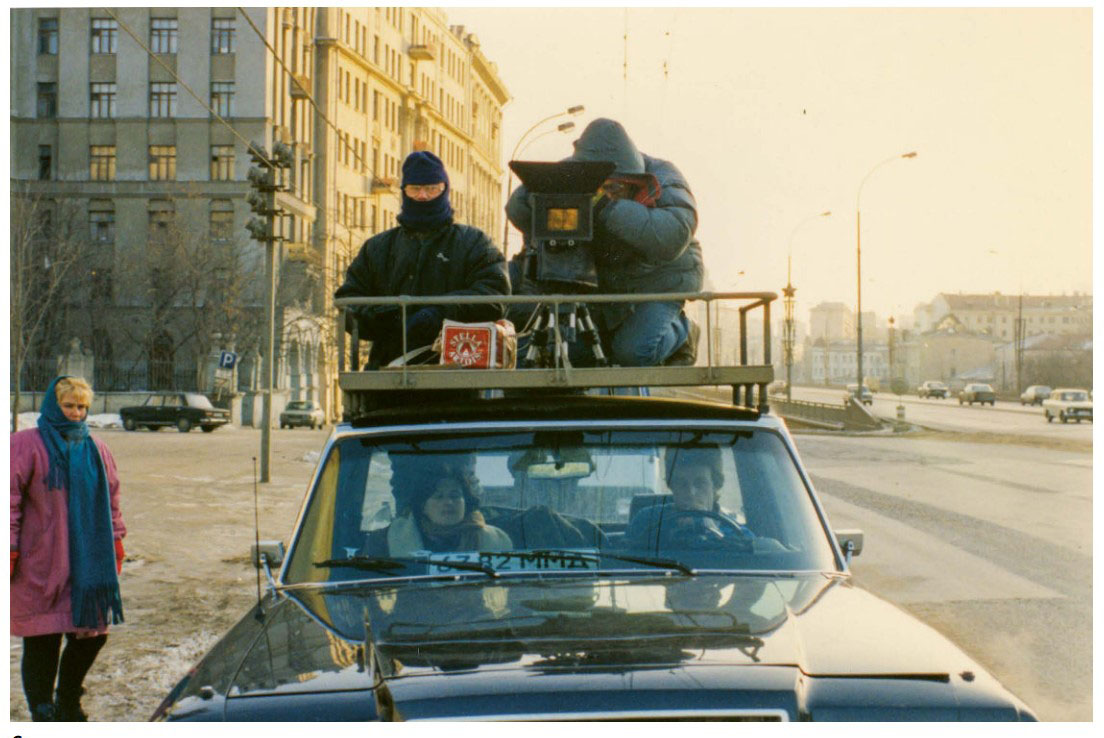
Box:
[11,7,509,420]
[916,292,1092,340]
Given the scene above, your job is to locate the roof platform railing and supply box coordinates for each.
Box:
[334,291,776,413]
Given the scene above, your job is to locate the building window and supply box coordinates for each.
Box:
[210,145,234,180]
[148,145,176,180]
[90,268,114,302]
[211,18,235,54]
[37,83,57,119]
[91,19,117,54]
[210,82,234,117]
[38,145,52,180]
[90,82,116,118]
[38,18,58,55]
[90,145,116,181]
[89,210,115,244]
[209,205,234,242]
[150,18,178,54]
[150,83,177,117]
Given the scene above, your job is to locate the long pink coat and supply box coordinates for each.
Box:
[10,428,126,637]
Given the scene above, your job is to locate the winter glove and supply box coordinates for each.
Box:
[115,538,125,575]
[405,307,444,348]
[10,551,18,578]
[349,305,401,341]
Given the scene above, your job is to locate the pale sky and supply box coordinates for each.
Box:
[446,6,1092,327]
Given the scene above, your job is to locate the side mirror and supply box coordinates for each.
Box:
[834,529,864,561]
[251,540,286,569]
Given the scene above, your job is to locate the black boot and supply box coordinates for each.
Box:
[55,686,88,722]
[31,702,57,721]
[664,318,700,366]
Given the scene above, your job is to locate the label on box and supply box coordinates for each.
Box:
[441,324,494,368]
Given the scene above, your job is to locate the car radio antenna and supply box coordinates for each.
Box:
[253,456,264,622]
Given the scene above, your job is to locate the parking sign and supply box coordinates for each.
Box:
[219,351,238,370]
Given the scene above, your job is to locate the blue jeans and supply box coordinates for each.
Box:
[607,300,689,367]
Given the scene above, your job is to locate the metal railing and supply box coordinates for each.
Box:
[334,291,777,414]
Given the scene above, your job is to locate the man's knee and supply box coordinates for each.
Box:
[610,328,669,367]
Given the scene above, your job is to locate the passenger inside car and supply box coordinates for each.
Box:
[363,459,512,556]
[622,446,754,551]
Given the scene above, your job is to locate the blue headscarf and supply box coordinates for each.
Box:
[36,376,123,629]
[396,151,454,231]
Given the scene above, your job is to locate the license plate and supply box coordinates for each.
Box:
[427,549,599,574]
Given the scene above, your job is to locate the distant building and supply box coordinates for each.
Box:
[10,7,509,421]
[915,292,1092,341]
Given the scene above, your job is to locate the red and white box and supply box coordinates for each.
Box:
[435,319,517,369]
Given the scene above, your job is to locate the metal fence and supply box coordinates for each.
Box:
[12,359,198,393]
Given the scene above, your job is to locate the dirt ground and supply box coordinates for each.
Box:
[9,425,327,722]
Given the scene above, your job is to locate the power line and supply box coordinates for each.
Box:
[237,7,369,172]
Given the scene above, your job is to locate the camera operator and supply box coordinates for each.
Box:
[336,151,509,368]
[506,118,704,366]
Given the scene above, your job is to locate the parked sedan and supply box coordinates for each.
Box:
[280,400,325,429]
[958,383,996,406]
[1019,385,1051,406]
[917,380,949,399]
[120,392,230,433]
[1043,388,1092,423]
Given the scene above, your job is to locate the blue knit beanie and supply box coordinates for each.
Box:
[402,151,449,187]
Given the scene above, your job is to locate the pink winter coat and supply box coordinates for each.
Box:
[10,428,126,637]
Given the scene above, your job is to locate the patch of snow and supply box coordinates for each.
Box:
[15,412,123,430]
[88,413,122,429]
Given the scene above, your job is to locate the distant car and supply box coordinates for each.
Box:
[846,383,873,405]
[917,380,949,399]
[280,400,325,429]
[120,392,230,433]
[1043,388,1092,423]
[1019,385,1051,406]
[958,383,996,406]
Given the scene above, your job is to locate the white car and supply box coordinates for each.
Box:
[1042,388,1092,424]
[279,400,325,429]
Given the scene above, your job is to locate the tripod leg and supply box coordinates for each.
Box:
[577,305,609,367]
[524,307,549,365]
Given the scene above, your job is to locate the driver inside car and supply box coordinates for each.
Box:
[622,447,754,551]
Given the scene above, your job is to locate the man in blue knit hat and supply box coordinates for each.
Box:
[336,150,508,368]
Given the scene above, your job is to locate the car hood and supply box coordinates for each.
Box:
[159,574,1031,720]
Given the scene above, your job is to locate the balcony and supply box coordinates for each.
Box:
[407,44,435,61]
[371,176,397,194]
[290,74,311,100]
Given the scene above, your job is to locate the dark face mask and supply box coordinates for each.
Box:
[397,186,454,230]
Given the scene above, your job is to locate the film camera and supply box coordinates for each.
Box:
[509,160,616,368]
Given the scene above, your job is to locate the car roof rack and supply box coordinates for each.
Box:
[334,291,775,418]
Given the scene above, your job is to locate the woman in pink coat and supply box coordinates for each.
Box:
[10,376,126,721]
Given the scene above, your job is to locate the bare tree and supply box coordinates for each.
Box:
[9,188,90,430]
[113,194,262,391]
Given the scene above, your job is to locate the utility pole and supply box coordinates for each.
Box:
[246,140,293,482]
[1015,292,1024,394]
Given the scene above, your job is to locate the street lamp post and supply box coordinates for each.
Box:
[502,105,584,257]
[856,151,917,394]
[783,210,831,401]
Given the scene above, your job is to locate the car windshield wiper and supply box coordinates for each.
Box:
[314,555,499,578]
[527,548,698,577]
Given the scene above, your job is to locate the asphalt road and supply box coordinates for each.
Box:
[789,385,1093,440]
[794,430,1092,721]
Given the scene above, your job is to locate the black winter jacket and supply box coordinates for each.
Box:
[335,223,509,366]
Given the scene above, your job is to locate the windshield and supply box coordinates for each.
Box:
[287,401,310,410]
[185,393,215,409]
[283,428,836,585]
[1060,391,1088,401]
